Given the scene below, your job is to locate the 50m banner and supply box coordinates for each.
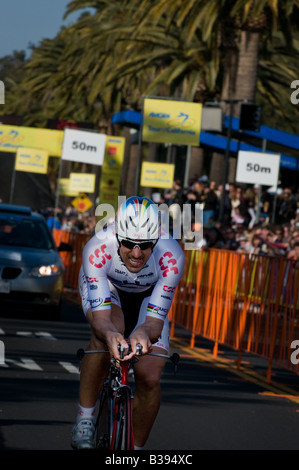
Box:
[142,97,202,146]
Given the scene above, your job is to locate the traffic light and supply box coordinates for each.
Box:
[239,104,262,132]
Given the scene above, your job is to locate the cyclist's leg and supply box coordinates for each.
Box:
[133,347,167,448]
[78,270,125,408]
[79,303,125,407]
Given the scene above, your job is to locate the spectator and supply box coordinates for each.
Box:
[202,181,219,226]
[46,210,62,229]
[164,180,183,206]
[236,235,249,253]
[222,227,238,251]
[287,240,299,260]
[276,188,297,224]
[248,234,263,256]
[217,184,232,224]
[192,181,205,202]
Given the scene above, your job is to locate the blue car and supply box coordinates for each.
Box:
[0,204,71,319]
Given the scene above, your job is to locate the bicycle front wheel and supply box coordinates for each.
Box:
[95,387,113,450]
[110,387,134,450]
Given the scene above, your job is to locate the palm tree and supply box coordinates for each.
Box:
[130,0,299,115]
[3,0,299,129]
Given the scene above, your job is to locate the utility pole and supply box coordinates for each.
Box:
[219,99,235,223]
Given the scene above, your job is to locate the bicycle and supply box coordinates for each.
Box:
[76,344,180,450]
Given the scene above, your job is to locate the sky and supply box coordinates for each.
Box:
[0,0,92,58]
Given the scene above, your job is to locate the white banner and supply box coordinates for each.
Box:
[236,150,280,187]
[61,128,106,165]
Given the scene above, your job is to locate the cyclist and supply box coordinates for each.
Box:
[71,196,185,450]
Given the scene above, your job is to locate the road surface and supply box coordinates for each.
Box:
[1,294,299,453]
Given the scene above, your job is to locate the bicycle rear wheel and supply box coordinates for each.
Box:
[95,386,113,450]
[110,387,134,450]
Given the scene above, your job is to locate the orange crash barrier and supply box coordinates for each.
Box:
[53,229,90,294]
[169,249,299,382]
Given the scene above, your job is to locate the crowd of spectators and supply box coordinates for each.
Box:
[43,175,299,260]
[44,205,96,235]
[161,176,299,260]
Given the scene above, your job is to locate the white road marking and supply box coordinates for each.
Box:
[59,362,80,374]
[16,331,57,340]
[5,358,43,371]
[0,328,78,373]
[34,331,57,341]
[16,331,35,338]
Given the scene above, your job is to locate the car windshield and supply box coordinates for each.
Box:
[0,215,56,250]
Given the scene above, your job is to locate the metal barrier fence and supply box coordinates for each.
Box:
[54,229,299,382]
[169,249,299,382]
[53,229,90,294]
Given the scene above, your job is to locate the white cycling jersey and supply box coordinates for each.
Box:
[80,223,185,323]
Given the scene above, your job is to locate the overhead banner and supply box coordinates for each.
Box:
[140,161,174,189]
[99,136,125,210]
[69,173,96,193]
[61,128,106,165]
[0,124,63,156]
[236,150,280,187]
[142,98,202,146]
[15,147,49,174]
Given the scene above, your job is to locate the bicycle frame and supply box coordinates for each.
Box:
[76,346,179,450]
[109,358,134,449]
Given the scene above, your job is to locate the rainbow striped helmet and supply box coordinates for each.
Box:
[115,196,161,242]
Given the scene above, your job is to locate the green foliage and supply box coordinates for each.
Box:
[0,0,298,133]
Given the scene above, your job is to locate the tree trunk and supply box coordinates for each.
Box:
[221,30,260,117]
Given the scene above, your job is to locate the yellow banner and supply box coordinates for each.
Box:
[15,147,49,174]
[140,161,174,189]
[142,98,202,146]
[69,173,96,193]
[99,136,125,210]
[58,178,79,197]
[0,124,63,156]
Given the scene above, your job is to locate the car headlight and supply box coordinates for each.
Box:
[30,264,62,277]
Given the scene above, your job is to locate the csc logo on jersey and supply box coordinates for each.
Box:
[163,285,176,293]
[89,244,112,268]
[159,252,179,278]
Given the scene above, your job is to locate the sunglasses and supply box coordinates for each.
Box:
[120,239,154,251]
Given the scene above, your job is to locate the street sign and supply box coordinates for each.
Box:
[62,128,106,165]
[71,194,93,213]
[236,150,280,187]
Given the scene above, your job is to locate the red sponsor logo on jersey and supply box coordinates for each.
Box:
[89,244,112,268]
[159,252,178,278]
[86,276,99,283]
[163,285,176,293]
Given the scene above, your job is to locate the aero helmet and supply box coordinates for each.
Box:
[115,196,161,242]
